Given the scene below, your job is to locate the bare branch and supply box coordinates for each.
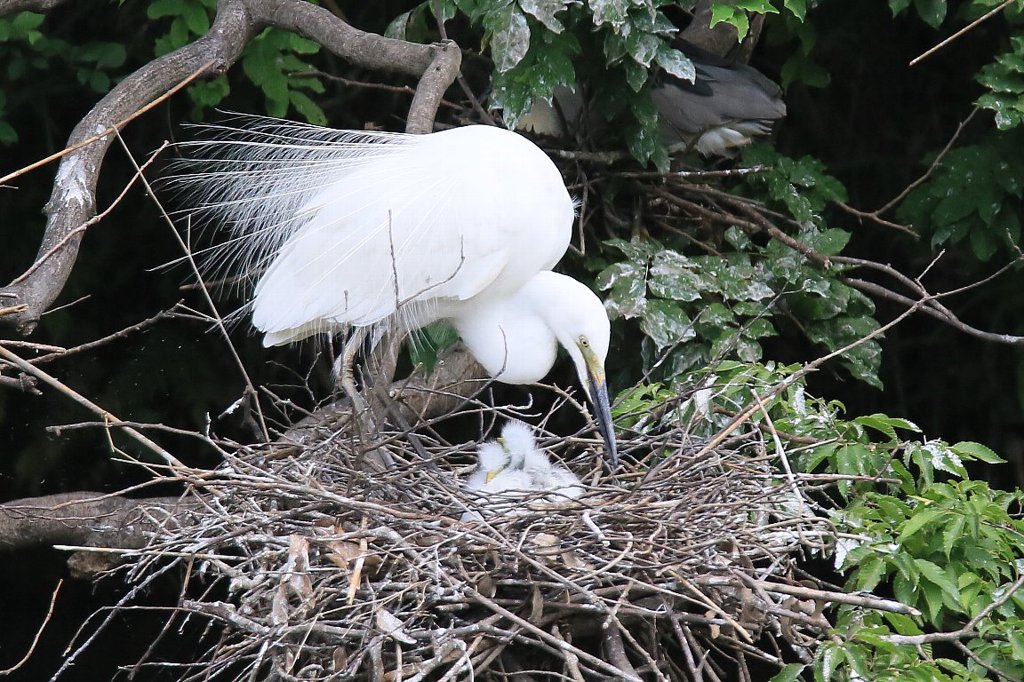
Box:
[0,0,68,13]
[0,492,191,552]
[0,0,461,333]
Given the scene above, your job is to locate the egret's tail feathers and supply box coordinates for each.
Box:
[163,113,419,290]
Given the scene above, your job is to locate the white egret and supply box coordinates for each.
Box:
[461,441,533,521]
[461,421,582,521]
[495,420,583,501]
[172,117,617,465]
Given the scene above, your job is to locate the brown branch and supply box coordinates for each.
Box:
[883,573,1024,645]
[1,0,461,333]
[910,0,1016,67]
[0,0,67,13]
[0,579,62,676]
[835,108,978,230]
[0,492,191,552]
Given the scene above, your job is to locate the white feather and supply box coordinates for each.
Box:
[168,115,573,346]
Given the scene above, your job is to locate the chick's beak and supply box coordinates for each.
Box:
[585,360,618,469]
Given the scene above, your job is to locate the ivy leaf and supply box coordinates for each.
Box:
[590,0,629,29]
[485,5,531,73]
[709,3,749,39]
[641,300,695,349]
[654,44,695,82]
[519,0,566,33]
[783,0,807,21]
[490,28,578,126]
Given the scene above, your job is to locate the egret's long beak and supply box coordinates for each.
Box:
[584,358,618,469]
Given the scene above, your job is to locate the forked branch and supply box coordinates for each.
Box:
[0,0,460,334]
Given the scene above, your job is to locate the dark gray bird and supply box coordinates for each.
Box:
[517,39,786,158]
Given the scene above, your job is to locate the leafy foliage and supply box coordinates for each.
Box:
[0,11,127,143]
[621,362,1024,681]
[977,34,1024,131]
[897,132,1024,260]
[596,147,880,388]
[147,0,326,121]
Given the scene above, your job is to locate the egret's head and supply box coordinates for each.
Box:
[477,441,509,481]
[498,420,537,459]
[538,274,617,468]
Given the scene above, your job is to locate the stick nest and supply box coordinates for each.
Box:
[132,394,841,681]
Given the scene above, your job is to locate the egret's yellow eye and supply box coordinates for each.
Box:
[579,336,590,348]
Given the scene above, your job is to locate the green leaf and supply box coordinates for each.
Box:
[10,11,44,33]
[784,0,807,21]
[952,441,1005,464]
[289,90,326,125]
[655,44,695,81]
[519,0,566,33]
[915,558,959,600]
[640,300,694,349]
[942,513,966,558]
[485,4,531,72]
[590,0,629,29]
[913,0,947,27]
[769,664,805,682]
[0,120,17,144]
[182,1,210,35]
[709,4,749,39]
[147,0,181,20]
[899,507,944,541]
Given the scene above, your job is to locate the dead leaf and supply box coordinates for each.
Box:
[375,608,416,645]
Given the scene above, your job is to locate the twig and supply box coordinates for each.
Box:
[909,1,1016,66]
[883,573,1024,644]
[0,579,62,676]
[0,345,182,466]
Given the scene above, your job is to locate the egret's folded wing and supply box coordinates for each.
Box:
[171,119,573,343]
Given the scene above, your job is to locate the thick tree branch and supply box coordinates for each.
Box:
[0,492,192,552]
[0,0,460,334]
[0,0,67,13]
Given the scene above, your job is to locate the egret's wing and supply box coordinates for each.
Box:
[169,117,571,343]
[167,115,416,285]
[250,143,512,337]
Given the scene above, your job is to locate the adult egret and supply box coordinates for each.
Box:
[172,117,617,465]
[518,39,785,157]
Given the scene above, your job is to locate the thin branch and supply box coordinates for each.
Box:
[910,1,1016,66]
[883,573,1024,644]
[0,345,183,466]
[0,579,62,676]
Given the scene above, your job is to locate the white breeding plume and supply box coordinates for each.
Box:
[171,117,617,465]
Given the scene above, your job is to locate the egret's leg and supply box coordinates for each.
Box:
[334,326,369,413]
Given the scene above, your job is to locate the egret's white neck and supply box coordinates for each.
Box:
[451,274,563,385]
